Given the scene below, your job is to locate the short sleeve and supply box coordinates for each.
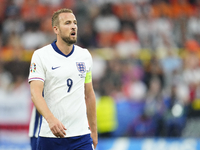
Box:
[28,51,46,83]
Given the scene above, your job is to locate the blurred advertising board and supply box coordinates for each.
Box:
[97,138,200,150]
[1,136,200,150]
[0,82,32,126]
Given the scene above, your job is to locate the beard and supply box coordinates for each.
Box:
[61,36,77,45]
[59,28,77,45]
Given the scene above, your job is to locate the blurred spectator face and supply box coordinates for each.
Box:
[149,78,161,94]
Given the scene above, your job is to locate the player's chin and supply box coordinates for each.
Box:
[71,36,77,40]
[68,39,77,45]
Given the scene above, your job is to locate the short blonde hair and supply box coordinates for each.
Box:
[52,8,73,27]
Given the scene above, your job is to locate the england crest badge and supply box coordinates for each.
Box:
[76,62,86,73]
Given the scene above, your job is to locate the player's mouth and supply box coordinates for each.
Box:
[70,31,76,37]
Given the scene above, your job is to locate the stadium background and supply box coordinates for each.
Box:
[1,0,200,149]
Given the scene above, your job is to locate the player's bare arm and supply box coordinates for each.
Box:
[85,82,98,148]
[30,80,67,138]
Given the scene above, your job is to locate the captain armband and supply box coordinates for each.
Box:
[85,71,92,83]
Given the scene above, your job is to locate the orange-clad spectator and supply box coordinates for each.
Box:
[185,39,200,52]
[151,1,172,18]
[112,2,137,20]
[62,0,76,10]
[170,0,194,18]
[96,32,116,48]
[21,0,48,21]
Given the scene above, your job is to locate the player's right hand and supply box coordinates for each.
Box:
[48,116,67,138]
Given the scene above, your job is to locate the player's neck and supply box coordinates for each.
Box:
[56,39,73,55]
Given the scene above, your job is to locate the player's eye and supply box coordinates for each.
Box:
[65,21,70,24]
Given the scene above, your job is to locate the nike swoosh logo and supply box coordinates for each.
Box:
[52,66,60,70]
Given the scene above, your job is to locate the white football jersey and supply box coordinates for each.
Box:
[28,41,92,137]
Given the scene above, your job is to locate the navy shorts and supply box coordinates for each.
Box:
[37,134,94,150]
[30,137,38,150]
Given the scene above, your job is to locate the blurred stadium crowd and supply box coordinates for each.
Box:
[1,0,200,139]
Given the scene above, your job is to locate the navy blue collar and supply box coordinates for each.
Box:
[51,40,74,58]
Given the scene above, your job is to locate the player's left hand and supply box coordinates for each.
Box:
[48,116,67,138]
[90,131,98,149]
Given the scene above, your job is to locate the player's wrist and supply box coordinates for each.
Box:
[45,113,56,124]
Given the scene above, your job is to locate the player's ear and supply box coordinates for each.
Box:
[53,26,59,34]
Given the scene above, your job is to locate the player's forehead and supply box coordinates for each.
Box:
[58,13,76,23]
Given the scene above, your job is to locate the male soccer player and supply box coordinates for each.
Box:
[28,8,98,150]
